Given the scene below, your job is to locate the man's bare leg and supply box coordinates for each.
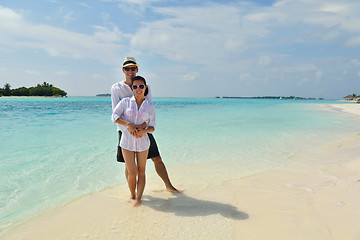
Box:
[152,155,182,193]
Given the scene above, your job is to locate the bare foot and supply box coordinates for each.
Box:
[128,194,136,203]
[166,186,183,193]
[133,200,142,207]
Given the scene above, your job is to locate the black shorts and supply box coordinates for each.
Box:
[116,131,160,162]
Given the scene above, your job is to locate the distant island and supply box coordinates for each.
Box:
[216,96,323,100]
[0,82,67,97]
[96,93,111,97]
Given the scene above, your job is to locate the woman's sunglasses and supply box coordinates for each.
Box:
[132,84,145,90]
[124,67,137,71]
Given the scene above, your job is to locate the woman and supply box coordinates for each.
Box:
[112,76,156,207]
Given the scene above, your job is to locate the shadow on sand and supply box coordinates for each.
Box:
[142,194,249,220]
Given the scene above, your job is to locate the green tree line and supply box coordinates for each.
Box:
[0,82,67,97]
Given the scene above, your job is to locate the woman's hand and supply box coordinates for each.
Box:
[131,122,147,137]
[138,122,147,130]
[128,122,150,137]
[136,128,148,137]
[127,123,139,137]
[136,126,154,137]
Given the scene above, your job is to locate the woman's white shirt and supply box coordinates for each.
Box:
[111,81,152,132]
[112,96,156,152]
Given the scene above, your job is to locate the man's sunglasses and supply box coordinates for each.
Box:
[132,84,145,90]
[124,67,137,71]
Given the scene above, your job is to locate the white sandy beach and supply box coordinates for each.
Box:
[331,103,360,115]
[1,104,360,240]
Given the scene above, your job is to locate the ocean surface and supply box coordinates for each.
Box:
[1,96,359,232]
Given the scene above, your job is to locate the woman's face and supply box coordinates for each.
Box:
[132,79,147,97]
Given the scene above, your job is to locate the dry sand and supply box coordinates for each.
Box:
[328,102,360,116]
[1,104,360,240]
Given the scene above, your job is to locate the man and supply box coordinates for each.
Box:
[111,57,181,193]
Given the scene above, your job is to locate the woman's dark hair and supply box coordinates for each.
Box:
[132,76,148,96]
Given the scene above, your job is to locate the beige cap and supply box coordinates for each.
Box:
[122,57,139,68]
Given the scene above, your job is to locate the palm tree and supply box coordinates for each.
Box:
[3,83,11,96]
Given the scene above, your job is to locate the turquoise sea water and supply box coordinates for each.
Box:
[1,97,359,232]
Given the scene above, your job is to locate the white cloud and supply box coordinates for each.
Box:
[101,12,112,26]
[102,0,159,15]
[0,6,124,65]
[316,70,323,82]
[290,64,317,72]
[77,2,92,8]
[244,11,285,23]
[345,36,360,47]
[93,26,124,42]
[320,3,348,13]
[63,11,75,25]
[55,70,70,76]
[297,77,310,86]
[25,70,40,75]
[102,0,159,5]
[2,1,360,98]
[180,72,199,82]
[0,6,23,28]
[351,59,360,66]
[131,4,252,65]
[239,73,251,81]
[299,2,360,32]
[119,0,158,4]
[46,0,60,3]
[130,0,360,69]
[92,74,105,80]
[258,55,272,66]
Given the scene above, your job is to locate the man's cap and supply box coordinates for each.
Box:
[122,57,139,68]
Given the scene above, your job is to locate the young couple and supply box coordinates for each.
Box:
[111,57,181,207]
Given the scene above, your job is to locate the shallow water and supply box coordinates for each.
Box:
[0,96,359,232]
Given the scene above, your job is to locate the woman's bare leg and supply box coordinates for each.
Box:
[134,150,148,207]
[122,148,137,201]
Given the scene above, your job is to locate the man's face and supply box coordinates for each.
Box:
[123,65,138,79]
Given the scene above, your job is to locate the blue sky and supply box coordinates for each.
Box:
[0,0,359,98]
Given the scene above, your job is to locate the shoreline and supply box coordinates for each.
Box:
[327,103,360,116]
[1,103,360,240]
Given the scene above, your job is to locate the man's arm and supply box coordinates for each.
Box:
[114,117,138,135]
[146,84,153,103]
[110,84,120,110]
[137,126,155,136]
